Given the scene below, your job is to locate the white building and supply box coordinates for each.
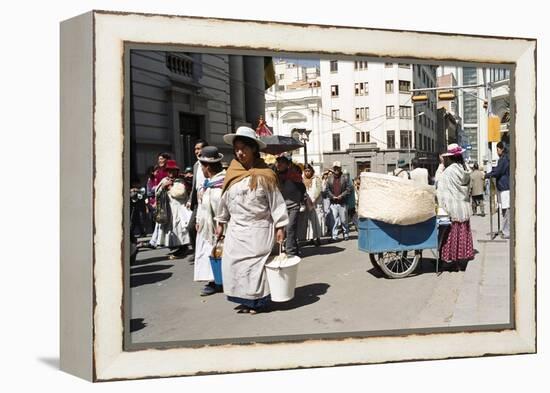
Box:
[320,60,439,177]
[436,65,511,166]
[265,60,323,171]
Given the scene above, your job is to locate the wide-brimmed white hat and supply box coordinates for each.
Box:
[441,143,465,156]
[223,126,267,149]
[332,161,342,168]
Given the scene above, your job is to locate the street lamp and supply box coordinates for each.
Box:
[292,128,312,165]
[409,111,425,170]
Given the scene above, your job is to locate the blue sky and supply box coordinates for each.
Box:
[276,57,320,67]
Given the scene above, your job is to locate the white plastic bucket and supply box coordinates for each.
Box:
[265,256,300,302]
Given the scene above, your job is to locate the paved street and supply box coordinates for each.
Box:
[129,213,510,345]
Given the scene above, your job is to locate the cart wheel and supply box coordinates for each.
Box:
[369,253,384,272]
[369,251,421,278]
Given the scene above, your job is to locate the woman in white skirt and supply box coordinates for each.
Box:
[193,146,226,296]
[215,127,288,314]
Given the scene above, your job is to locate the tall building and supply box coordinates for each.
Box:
[436,65,511,167]
[320,60,439,177]
[264,60,323,171]
[129,51,268,180]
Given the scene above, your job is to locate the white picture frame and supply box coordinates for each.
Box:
[60,10,536,382]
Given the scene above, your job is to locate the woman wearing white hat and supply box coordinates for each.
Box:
[215,127,288,314]
[436,143,475,271]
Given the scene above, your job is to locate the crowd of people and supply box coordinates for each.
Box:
[130,125,510,312]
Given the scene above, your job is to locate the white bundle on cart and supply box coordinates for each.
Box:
[358,172,436,225]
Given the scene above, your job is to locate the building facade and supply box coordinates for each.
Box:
[129,51,267,181]
[436,65,511,167]
[265,60,323,172]
[320,60,439,178]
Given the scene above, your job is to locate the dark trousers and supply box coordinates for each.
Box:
[186,207,198,251]
[285,206,300,256]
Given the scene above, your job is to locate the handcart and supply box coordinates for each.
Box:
[358,216,451,278]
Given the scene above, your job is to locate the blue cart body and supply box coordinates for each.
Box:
[358,217,438,253]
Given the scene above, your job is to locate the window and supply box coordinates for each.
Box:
[464,93,478,123]
[355,82,368,96]
[490,68,510,82]
[385,80,394,93]
[330,60,338,72]
[386,106,395,118]
[465,127,479,162]
[331,109,340,121]
[387,130,395,149]
[331,85,339,97]
[356,131,370,143]
[399,80,411,93]
[398,63,410,68]
[355,107,369,121]
[354,60,367,70]
[400,130,412,149]
[332,133,341,151]
[385,62,393,67]
[423,135,428,151]
[399,106,412,119]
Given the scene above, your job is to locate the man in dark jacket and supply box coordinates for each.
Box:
[276,154,306,256]
[485,141,510,238]
[324,161,351,241]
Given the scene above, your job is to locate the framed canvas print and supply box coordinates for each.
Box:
[60,10,536,382]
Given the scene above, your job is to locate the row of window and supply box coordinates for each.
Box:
[330,80,411,97]
[331,105,414,121]
[331,130,436,152]
[329,60,411,73]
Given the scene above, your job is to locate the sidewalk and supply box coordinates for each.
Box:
[450,212,511,326]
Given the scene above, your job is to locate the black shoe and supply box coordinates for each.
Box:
[200,282,222,296]
[314,238,321,247]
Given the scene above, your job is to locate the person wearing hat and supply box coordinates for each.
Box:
[149,159,192,259]
[275,153,306,256]
[215,126,288,314]
[302,164,322,247]
[324,161,351,241]
[484,141,510,239]
[187,139,209,257]
[193,146,226,296]
[436,143,475,271]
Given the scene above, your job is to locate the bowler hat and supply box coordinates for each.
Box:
[198,146,224,163]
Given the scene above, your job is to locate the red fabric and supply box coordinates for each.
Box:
[332,176,342,197]
[440,220,475,262]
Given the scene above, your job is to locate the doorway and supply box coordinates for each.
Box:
[179,113,203,168]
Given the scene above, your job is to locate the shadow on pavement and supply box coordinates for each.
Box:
[131,264,173,275]
[300,246,346,258]
[130,318,147,332]
[130,272,173,287]
[132,254,174,266]
[271,283,330,312]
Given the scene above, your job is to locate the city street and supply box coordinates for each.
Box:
[129,213,510,346]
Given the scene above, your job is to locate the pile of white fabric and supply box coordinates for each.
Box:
[358,172,436,225]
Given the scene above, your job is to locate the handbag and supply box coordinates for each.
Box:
[154,189,170,225]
